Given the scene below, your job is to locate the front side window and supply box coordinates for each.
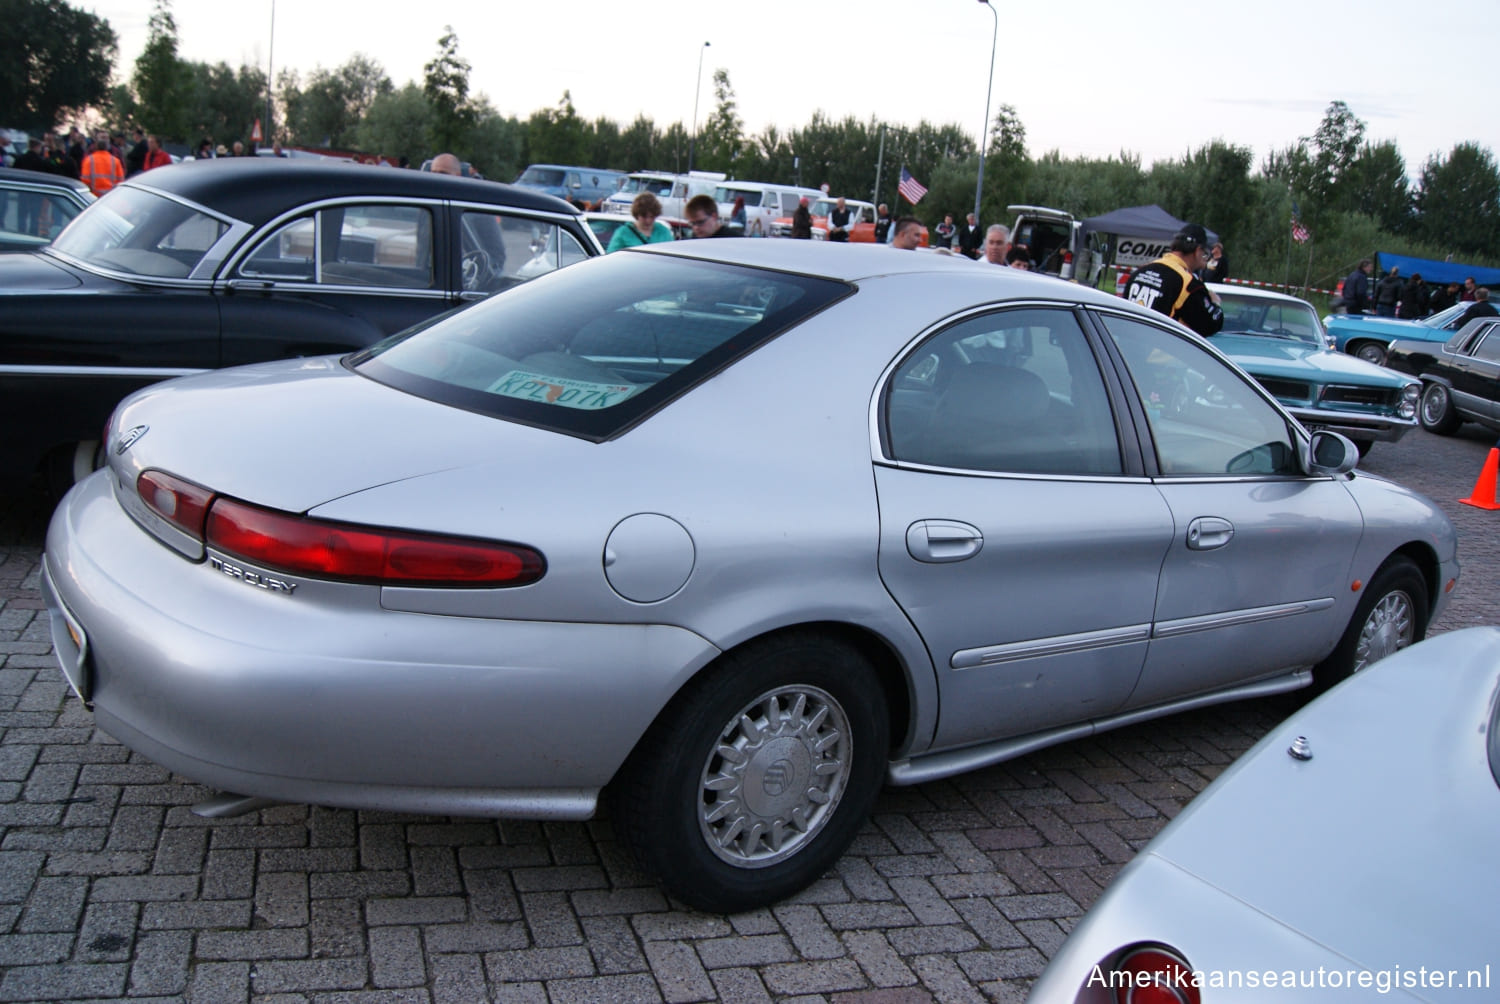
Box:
[238,204,434,289]
[1101,313,1298,476]
[464,214,588,290]
[0,189,86,246]
[1471,325,1500,363]
[352,252,849,439]
[884,308,1122,475]
[52,187,230,278]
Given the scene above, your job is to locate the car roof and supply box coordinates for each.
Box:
[122,159,581,228]
[1207,282,1313,307]
[0,167,90,194]
[632,238,1130,300]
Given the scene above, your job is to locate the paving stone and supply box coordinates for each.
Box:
[129,929,192,996]
[369,925,426,988]
[643,940,715,1004]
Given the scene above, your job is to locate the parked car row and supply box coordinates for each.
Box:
[1385,315,1500,437]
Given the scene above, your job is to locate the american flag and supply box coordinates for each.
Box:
[1291,219,1311,244]
[897,167,927,205]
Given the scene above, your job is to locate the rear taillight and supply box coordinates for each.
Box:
[205,497,544,588]
[1111,946,1199,1004]
[138,470,215,539]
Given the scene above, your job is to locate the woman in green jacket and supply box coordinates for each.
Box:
[607,192,674,252]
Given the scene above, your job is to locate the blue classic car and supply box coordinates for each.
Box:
[1324,301,1470,365]
[1214,285,1420,456]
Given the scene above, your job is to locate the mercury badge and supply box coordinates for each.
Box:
[114,424,149,456]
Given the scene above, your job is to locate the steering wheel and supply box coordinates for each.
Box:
[461,248,492,292]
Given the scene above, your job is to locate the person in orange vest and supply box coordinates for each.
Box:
[79,131,125,196]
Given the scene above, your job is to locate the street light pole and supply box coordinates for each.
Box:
[264,0,275,149]
[688,41,710,173]
[973,0,997,226]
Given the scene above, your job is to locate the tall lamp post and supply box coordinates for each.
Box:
[973,0,997,226]
[688,41,710,173]
[264,0,276,149]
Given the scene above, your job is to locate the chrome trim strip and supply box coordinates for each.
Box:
[0,364,205,378]
[951,623,1152,669]
[1152,597,1335,639]
[888,670,1310,786]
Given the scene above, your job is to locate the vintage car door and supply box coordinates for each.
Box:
[216,200,452,367]
[1094,310,1364,708]
[1448,320,1500,424]
[874,305,1175,749]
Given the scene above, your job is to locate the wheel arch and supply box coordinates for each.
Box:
[1345,335,1391,357]
[1384,541,1444,623]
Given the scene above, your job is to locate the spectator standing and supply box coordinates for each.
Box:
[14,137,47,174]
[13,139,48,235]
[873,204,893,244]
[1430,282,1459,314]
[685,194,731,237]
[428,153,462,176]
[79,132,125,196]
[1456,287,1497,326]
[1461,277,1478,301]
[196,138,215,160]
[66,128,85,165]
[933,213,957,249]
[890,217,924,250]
[1374,266,1403,317]
[43,133,78,179]
[1203,242,1229,283]
[1340,259,1373,314]
[142,135,172,171]
[790,198,813,239]
[730,196,747,234]
[125,128,147,176]
[607,192,674,252]
[1005,246,1033,270]
[232,141,245,157]
[1123,224,1224,338]
[958,212,981,259]
[1397,273,1429,319]
[981,224,1011,265]
[827,197,852,243]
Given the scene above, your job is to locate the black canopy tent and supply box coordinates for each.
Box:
[1079,204,1217,246]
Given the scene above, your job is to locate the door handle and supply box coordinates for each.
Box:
[906,520,983,563]
[1185,516,1234,550]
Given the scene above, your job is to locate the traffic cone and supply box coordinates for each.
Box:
[1460,443,1500,510]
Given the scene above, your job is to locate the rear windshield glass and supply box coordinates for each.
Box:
[51,187,230,279]
[350,251,850,440]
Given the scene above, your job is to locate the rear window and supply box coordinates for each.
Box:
[350,251,850,439]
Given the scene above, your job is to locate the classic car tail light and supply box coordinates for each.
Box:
[138,470,215,540]
[1110,945,1200,1004]
[204,498,545,588]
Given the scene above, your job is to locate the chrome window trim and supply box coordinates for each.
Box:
[219,196,450,282]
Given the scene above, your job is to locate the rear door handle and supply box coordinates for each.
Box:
[906,520,983,563]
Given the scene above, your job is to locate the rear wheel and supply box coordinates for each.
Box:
[43,440,102,500]
[1353,341,1388,366]
[609,632,888,913]
[1419,382,1462,435]
[1315,556,1427,691]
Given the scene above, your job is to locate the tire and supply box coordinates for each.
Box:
[1348,438,1374,460]
[1352,341,1388,366]
[43,440,102,500]
[1315,556,1427,691]
[1419,382,1462,435]
[608,632,889,913]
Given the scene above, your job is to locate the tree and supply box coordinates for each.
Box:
[283,54,390,148]
[466,100,526,180]
[0,0,117,133]
[1414,142,1500,258]
[1347,140,1410,234]
[423,27,474,154]
[133,0,192,140]
[526,91,590,166]
[181,61,267,146]
[696,68,744,174]
[353,82,432,165]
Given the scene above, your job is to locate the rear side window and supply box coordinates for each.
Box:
[352,252,850,439]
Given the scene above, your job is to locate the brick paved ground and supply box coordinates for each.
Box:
[1,425,1496,1003]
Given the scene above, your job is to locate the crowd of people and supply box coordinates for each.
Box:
[1339,260,1494,324]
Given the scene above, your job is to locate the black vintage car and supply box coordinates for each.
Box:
[0,166,94,251]
[1,158,602,492]
[1385,316,1500,436]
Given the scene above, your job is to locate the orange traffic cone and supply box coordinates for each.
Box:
[1460,444,1500,510]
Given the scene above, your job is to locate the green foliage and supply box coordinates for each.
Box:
[526,91,592,167]
[352,82,431,165]
[182,62,266,146]
[132,0,192,140]
[282,55,391,148]
[1414,142,1500,258]
[696,69,744,174]
[466,97,525,180]
[0,0,117,132]
[423,27,475,153]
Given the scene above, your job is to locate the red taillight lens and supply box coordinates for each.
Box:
[1112,946,1199,1004]
[205,498,545,588]
[137,470,215,540]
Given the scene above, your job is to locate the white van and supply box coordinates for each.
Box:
[601,171,725,220]
[714,181,826,237]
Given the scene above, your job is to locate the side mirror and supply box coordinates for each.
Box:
[1305,430,1359,476]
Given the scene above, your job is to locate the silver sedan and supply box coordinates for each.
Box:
[42,241,1459,913]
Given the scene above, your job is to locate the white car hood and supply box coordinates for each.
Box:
[1149,627,1500,983]
[107,355,572,513]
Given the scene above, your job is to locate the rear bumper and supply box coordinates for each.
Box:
[43,471,720,819]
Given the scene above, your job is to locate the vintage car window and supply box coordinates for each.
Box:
[884,308,1122,475]
[1471,324,1500,363]
[1101,313,1299,476]
[51,187,229,279]
[1,191,85,247]
[352,252,849,440]
[462,212,588,293]
[1217,293,1323,344]
[517,167,565,187]
[238,205,434,288]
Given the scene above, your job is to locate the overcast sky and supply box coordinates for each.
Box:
[89,0,1495,175]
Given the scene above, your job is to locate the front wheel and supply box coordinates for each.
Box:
[1419,382,1462,435]
[1315,556,1427,691]
[1353,341,1388,366]
[609,633,888,913]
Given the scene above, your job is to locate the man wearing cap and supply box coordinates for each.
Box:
[1123,224,1223,337]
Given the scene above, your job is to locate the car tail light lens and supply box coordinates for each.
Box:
[138,470,215,540]
[205,498,544,587]
[1110,946,1199,1004]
